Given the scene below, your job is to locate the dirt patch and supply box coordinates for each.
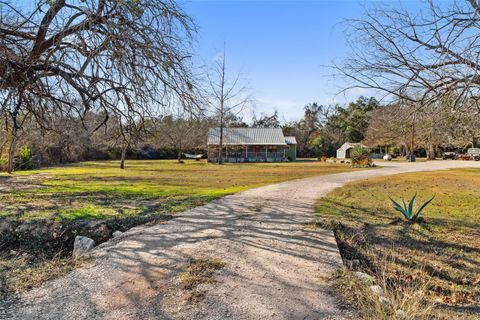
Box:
[0,214,172,258]
[0,213,171,297]
[0,174,49,192]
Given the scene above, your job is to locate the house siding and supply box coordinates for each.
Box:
[336,149,347,159]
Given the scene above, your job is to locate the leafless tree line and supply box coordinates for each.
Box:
[339,0,480,110]
[0,0,201,172]
[0,109,215,169]
[364,97,480,159]
[336,0,480,156]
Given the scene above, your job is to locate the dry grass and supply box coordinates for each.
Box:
[0,254,92,294]
[179,258,225,290]
[315,168,480,319]
[178,258,225,303]
[335,266,437,320]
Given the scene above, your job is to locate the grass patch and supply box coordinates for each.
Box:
[315,168,480,319]
[179,258,226,290]
[0,159,353,221]
[335,267,436,320]
[178,258,225,303]
[0,255,92,294]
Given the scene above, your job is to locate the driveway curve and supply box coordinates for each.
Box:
[3,160,480,320]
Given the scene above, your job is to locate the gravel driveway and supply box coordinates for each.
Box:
[3,160,480,320]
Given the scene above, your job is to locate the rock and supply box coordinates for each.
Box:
[345,259,360,269]
[383,154,393,161]
[353,271,374,284]
[73,236,95,258]
[369,285,385,297]
[112,231,123,238]
[395,310,408,319]
[9,250,18,256]
[379,296,390,305]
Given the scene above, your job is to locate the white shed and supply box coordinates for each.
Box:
[336,142,367,159]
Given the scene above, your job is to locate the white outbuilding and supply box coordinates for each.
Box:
[336,142,367,159]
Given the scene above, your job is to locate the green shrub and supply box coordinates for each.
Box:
[389,193,434,223]
[105,150,114,160]
[0,158,8,171]
[18,145,34,170]
[350,147,371,167]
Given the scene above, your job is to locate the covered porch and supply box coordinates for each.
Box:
[207,145,287,163]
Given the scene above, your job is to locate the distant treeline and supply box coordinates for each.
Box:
[2,96,479,171]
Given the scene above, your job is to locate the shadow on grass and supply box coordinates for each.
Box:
[316,198,480,307]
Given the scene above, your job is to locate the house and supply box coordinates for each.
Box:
[207,127,297,162]
[284,136,297,161]
[336,142,367,159]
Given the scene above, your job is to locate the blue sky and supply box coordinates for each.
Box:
[184,0,386,122]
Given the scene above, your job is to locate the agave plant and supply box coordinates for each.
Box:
[389,193,435,223]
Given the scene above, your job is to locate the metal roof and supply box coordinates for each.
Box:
[207,128,288,146]
[284,136,297,145]
[337,142,367,151]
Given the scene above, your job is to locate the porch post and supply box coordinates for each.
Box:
[265,146,268,161]
[245,145,247,161]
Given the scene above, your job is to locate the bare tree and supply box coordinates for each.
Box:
[155,111,209,163]
[207,45,250,164]
[0,0,199,172]
[337,1,480,111]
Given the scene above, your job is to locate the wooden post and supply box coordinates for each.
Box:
[265,146,268,162]
[245,145,247,161]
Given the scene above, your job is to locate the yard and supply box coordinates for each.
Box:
[0,159,352,221]
[314,168,480,319]
[0,159,355,295]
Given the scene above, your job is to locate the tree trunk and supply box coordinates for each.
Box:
[218,113,224,165]
[217,49,226,165]
[426,143,436,160]
[7,128,17,174]
[177,150,182,163]
[120,144,127,169]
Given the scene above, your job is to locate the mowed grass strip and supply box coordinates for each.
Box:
[0,159,352,221]
[314,168,480,318]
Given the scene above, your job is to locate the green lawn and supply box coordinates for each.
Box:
[314,168,480,318]
[0,159,353,221]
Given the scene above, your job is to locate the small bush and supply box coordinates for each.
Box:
[350,147,372,167]
[104,150,114,160]
[17,145,34,170]
[320,156,327,162]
